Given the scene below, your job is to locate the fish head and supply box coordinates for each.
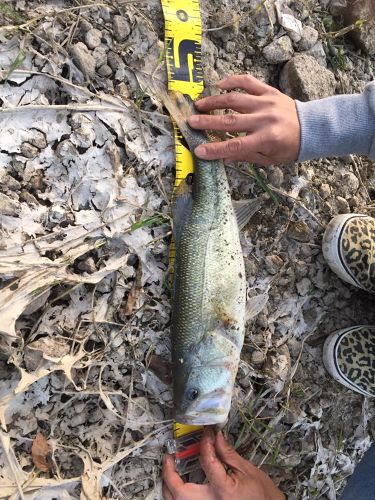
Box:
[174,329,241,425]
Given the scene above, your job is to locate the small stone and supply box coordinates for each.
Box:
[296,26,319,51]
[263,35,294,64]
[107,51,123,70]
[244,57,253,69]
[71,42,96,80]
[336,196,350,213]
[113,15,131,42]
[264,254,283,275]
[20,142,38,158]
[280,54,336,101]
[287,220,312,242]
[79,19,92,33]
[330,0,347,15]
[267,165,284,187]
[303,41,327,67]
[92,46,108,69]
[343,171,359,193]
[296,277,312,295]
[319,183,331,199]
[251,350,266,365]
[28,130,47,149]
[115,82,130,99]
[225,41,236,53]
[97,64,112,77]
[85,28,102,49]
[0,192,21,216]
[344,0,375,55]
[77,257,97,273]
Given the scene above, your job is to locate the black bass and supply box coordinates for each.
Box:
[160,92,260,425]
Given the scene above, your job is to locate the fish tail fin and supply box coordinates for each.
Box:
[163,91,207,150]
[136,74,206,150]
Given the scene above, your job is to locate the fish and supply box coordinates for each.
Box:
[156,90,261,426]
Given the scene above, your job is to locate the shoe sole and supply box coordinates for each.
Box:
[322,213,369,291]
[323,325,374,397]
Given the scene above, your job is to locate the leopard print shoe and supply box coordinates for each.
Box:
[323,325,375,397]
[322,214,375,293]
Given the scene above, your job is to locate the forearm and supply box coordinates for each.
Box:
[296,82,375,161]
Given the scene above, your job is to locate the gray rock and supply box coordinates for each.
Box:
[279,54,336,101]
[92,46,108,68]
[107,51,123,70]
[113,15,131,42]
[330,0,348,15]
[343,171,359,193]
[336,196,350,213]
[287,220,312,242]
[244,57,253,69]
[79,19,92,33]
[28,130,47,149]
[296,277,312,296]
[97,64,112,77]
[71,42,96,80]
[20,142,38,158]
[319,183,331,199]
[344,0,375,55]
[267,165,284,187]
[303,41,327,67]
[297,26,319,51]
[0,192,21,216]
[85,28,102,49]
[263,35,294,64]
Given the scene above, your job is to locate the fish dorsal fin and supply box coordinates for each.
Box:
[232,198,263,231]
[172,179,193,246]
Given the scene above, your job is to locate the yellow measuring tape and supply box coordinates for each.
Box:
[161,0,204,470]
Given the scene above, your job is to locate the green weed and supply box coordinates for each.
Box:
[247,163,280,206]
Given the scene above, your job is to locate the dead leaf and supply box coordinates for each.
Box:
[31,432,52,472]
[148,355,172,384]
[123,263,142,317]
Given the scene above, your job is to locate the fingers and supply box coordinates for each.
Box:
[162,484,174,500]
[162,454,184,496]
[195,92,259,113]
[200,427,232,489]
[188,113,257,132]
[218,74,278,96]
[194,134,257,161]
[215,431,256,474]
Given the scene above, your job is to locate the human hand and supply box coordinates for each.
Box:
[187,74,300,166]
[162,427,285,500]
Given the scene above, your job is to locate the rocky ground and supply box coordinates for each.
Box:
[0,0,374,499]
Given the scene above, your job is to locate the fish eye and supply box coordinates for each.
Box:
[187,388,199,401]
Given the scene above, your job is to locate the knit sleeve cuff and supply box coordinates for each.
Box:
[295,82,375,162]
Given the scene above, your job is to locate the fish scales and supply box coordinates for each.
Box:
[163,93,247,425]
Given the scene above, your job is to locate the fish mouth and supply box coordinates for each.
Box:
[176,389,231,425]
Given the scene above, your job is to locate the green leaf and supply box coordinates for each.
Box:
[130,214,169,231]
[4,49,26,82]
[247,163,279,206]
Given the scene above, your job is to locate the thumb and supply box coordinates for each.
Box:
[215,431,256,475]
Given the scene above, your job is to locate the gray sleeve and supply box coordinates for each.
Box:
[295,82,375,162]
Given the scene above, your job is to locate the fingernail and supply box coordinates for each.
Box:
[195,145,207,158]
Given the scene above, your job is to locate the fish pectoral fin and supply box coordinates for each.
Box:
[232,198,263,231]
[172,181,193,246]
[245,293,269,321]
